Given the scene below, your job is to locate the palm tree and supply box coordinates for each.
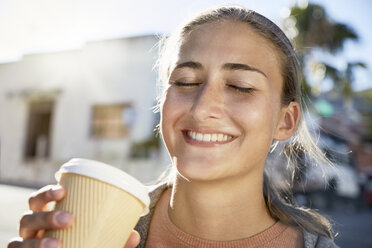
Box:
[290,4,358,54]
[323,62,367,101]
[283,3,364,98]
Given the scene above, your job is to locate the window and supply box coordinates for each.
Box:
[91,103,133,139]
[24,101,54,159]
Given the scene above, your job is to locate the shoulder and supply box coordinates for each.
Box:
[147,182,170,207]
[135,182,170,248]
[302,229,339,248]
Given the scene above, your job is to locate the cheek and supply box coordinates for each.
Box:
[160,96,173,150]
[234,100,278,163]
[230,96,278,138]
[233,95,274,120]
[161,89,183,125]
[160,90,188,152]
[161,87,194,122]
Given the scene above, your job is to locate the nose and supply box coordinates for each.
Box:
[190,82,224,121]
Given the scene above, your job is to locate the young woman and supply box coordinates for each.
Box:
[8,6,338,248]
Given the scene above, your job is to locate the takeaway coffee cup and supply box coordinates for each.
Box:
[44,158,150,248]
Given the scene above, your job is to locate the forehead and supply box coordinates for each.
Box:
[176,20,283,79]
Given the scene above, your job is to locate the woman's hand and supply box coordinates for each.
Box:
[124,230,141,248]
[7,185,141,248]
[7,185,73,248]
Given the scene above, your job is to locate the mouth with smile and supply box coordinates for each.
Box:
[182,129,236,147]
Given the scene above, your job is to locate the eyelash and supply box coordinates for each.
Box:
[172,81,201,87]
[227,84,254,94]
[172,81,254,94]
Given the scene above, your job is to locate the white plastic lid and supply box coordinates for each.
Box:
[55,158,150,215]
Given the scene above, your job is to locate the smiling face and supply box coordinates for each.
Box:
[161,20,299,182]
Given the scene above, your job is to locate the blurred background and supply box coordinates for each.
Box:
[0,0,371,247]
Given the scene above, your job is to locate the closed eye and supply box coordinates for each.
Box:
[172,81,202,87]
[227,84,254,94]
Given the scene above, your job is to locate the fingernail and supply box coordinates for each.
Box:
[50,185,63,198]
[42,238,60,248]
[55,212,72,226]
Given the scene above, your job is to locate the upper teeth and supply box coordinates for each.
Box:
[187,131,233,142]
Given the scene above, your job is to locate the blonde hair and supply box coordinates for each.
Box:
[155,6,333,238]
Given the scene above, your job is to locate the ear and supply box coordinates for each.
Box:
[274,101,300,141]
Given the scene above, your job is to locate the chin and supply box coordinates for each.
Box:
[174,157,230,182]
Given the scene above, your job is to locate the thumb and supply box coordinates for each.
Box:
[124,230,141,248]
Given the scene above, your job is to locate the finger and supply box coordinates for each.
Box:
[20,211,74,239]
[34,229,45,239]
[29,185,66,212]
[8,238,61,248]
[123,230,141,248]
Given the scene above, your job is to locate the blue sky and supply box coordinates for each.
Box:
[0,0,370,90]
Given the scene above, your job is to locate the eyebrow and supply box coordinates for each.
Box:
[222,63,267,78]
[174,61,267,78]
[174,61,203,70]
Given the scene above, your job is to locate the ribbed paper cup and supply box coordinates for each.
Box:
[44,158,150,248]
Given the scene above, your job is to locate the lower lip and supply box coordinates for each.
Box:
[182,131,234,147]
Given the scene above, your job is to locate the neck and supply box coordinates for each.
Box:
[168,171,276,241]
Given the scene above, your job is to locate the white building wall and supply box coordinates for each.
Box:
[0,35,170,187]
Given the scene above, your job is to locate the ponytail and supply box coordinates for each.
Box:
[263,167,333,239]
